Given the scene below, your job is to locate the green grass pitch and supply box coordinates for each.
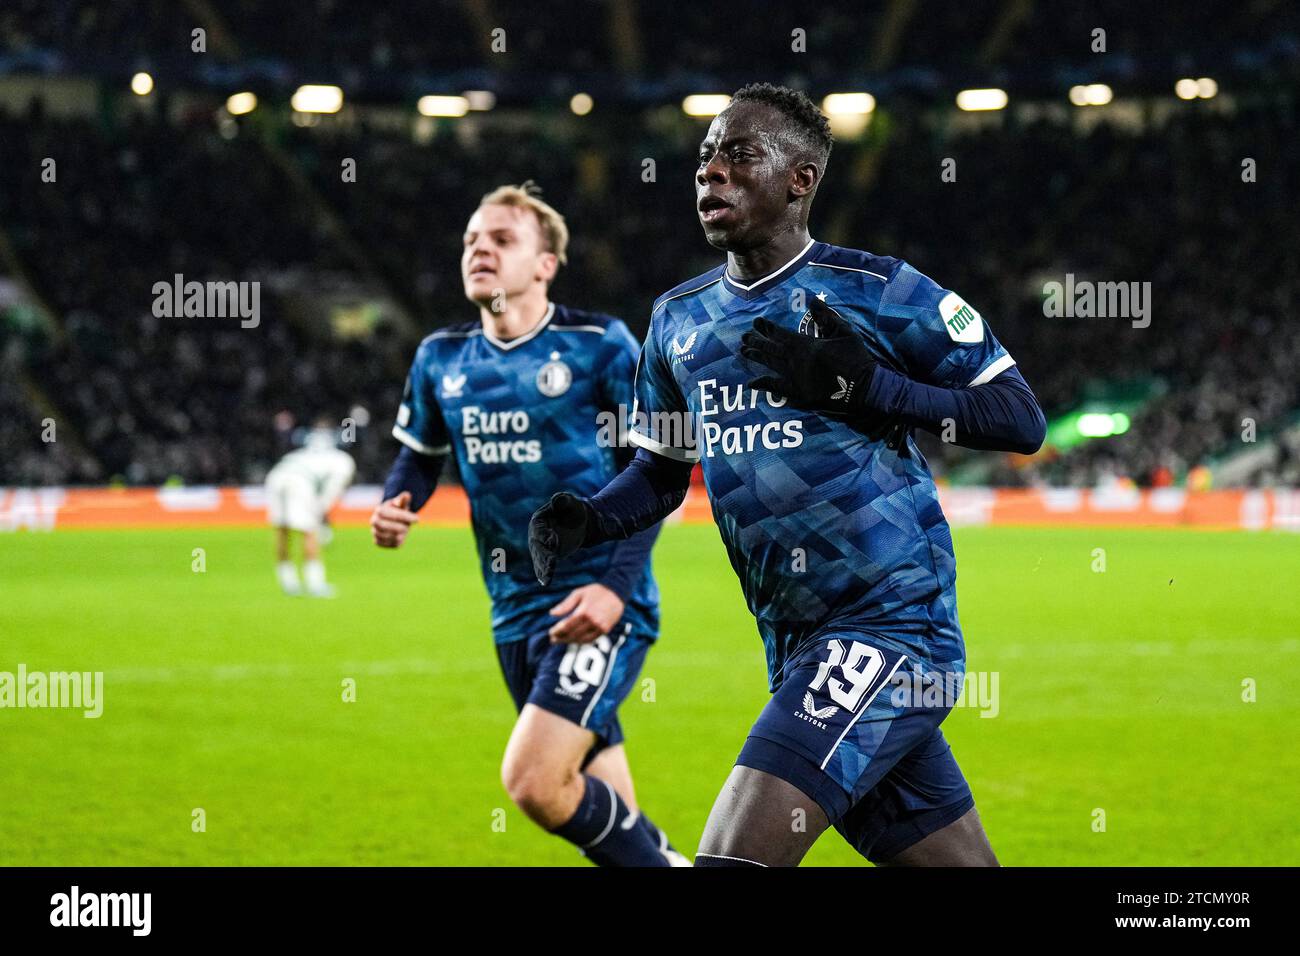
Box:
[0,524,1295,866]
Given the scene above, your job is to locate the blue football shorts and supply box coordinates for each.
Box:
[735,626,975,863]
[496,619,652,752]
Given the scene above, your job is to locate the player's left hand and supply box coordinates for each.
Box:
[547,584,625,645]
[528,492,593,585]
[741,295,881,416]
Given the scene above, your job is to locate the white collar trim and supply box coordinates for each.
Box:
[724,238,815,291]
[482,301,556,351]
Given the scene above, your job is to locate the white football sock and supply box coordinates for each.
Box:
[277,561,301,594]
[303,559,327,593]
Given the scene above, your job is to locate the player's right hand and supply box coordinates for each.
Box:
[371,491,419,548]
[528,492,592,585]
[741,295,879,415]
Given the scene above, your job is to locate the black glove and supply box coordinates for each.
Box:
[740,295,879,415]
[528,492,594,585]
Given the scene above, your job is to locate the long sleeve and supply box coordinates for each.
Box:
[382,444,447,511]
[596,446,664,600]
[318,454,357,512]
[584,447,694,546]
[864,364,1046,455]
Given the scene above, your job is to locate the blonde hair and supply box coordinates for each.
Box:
[477,181,569,267]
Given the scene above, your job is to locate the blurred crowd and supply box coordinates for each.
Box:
[863,103,1300,488]
[6,1,1292,87]
[0,10,1297,488]
[0,106,408,485]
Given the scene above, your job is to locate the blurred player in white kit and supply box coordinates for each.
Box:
[266,419,356,597]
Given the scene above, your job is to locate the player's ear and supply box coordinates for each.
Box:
[536,252,559,284]
[790,161,819,200]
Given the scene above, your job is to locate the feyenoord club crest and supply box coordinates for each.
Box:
[797,293,835,337]
[536,356,572,397]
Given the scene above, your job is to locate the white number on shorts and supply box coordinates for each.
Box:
[807,640,885,712]
[558,635,611,691]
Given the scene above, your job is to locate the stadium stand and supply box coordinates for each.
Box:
[1,2,1296,488]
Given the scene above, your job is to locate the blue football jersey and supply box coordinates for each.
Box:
[630,240,1014,688]
[394,303,659,643]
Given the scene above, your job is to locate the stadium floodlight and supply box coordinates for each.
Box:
[1086,84,1113,106]
[1068,83,1113,107]
[955,88,1008,111]
[822,92,876,115]
[570,93,594,116]
[1076,412,1131,438]
[291,85,344,113]
[1076,413,1115,437]
[130,72,154,96]
[682,94,731,117]
[464,90,496,111]
[417,95,469,117]
[1176,77,1218,100]
[226,92,257,116]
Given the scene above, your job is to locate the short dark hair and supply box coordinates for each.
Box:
[730,82,833,166]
